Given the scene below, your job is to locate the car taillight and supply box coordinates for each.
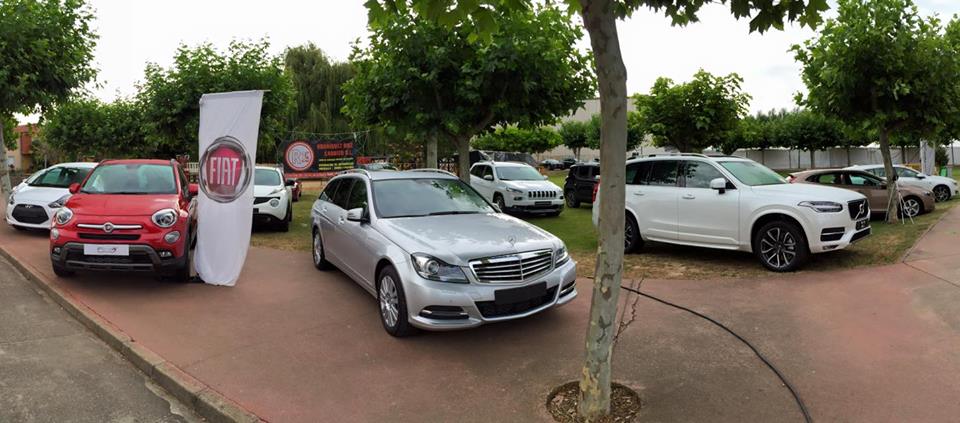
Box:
[592,178,600,202]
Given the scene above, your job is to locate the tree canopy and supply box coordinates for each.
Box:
[43,98,152,160]
[472,126,562,154]
[635,70,750,153]
[794,0,960,220]
[138,40,294,161]
[558,120,591,160]
[284,43,354,134]
[344,4,595,181]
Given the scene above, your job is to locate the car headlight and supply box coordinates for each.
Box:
[48,194,70,209]
[269,198,280,207]
[797,201,843,213]
[151,209,178,228]
[411,253,468,283]
[7,192,14,205]
[505,187,523,194]
[54,207,74,226]
[555,245,570,266]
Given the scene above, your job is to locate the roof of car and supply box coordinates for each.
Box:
[255,165,282,170]
[626,154,752,164]
[52,162,97,168]
[791,168,875,177]
[333,169,460,181]
[99,159,172,165]
[473,161,532,167]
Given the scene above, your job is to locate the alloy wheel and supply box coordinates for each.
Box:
[313,232,323,265]
[624,222,636,249]
[379,275,400,328]
[902,198,921,217]
[934,186,950,202]
[759,227,797,270]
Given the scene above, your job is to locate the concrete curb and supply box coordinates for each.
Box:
[0,246,262,423]
[900,202,956,263]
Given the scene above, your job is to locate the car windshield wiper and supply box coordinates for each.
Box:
[109,191,150,195]
[427,211,479,216]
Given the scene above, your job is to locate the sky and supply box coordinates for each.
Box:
[21,0,960,124]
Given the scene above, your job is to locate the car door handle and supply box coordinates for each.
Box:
[633,192,644,196]
[682,194,696,200]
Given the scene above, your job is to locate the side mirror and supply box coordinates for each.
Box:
[68,183,80,194]
[916,174,926,180]
[710,178,727,194]
[346,207,368,223]
[285,178,296,186]
[188,183,199,197]
[542,175,549,180]
[483,175,493,181]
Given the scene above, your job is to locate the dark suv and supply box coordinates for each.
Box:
[563,163,599,208]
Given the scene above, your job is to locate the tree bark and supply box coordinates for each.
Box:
[760,148,765,165]
[810,150,815,169]
[426,131,438,169]
[879,129,899,223]
[578,0,627,420]
[455,136,470,183]
[846,146,852,167]
[0,117,11,203]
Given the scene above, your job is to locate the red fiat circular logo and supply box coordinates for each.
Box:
[199,136,252,203]
[285,141,314,172]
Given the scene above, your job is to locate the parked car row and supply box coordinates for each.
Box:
[788,169,934,218]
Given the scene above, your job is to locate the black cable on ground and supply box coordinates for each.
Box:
[619,284,813,423]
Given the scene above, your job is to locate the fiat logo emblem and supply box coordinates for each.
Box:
[103,222,114,233]
[199,136,252,203]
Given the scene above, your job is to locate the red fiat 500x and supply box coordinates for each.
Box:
[49,159,198,282]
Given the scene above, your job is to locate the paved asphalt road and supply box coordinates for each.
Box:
[0,253,200,423]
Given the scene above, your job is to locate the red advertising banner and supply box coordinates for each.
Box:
[281,138,357,179]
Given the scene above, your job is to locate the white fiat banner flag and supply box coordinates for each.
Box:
[194,91,264,286]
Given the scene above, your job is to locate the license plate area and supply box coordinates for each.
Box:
[535,201,551,206]
[856,219,869,231]
[495,282,547,305]
[83,244,130,256]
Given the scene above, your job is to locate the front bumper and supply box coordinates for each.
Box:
[5,201,53,229]
[253,197,286,221]
[805,210,872,253]
[504,198,565,214]
[51,242,186,273]
[403,259,578,331]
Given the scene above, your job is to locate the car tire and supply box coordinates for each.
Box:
[753,220,809,272]
[276,204,291,232]
[899,196,923,218]
[52,262,74,277]
[170,246,191,283]
[624,213,643,254]
[566,190,580,208]
[312,227,331,270]
[933,185,951,202]
[494,194,506,213]
[377,265,416,337]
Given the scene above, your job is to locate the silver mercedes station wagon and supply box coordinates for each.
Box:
[310,169,577,336]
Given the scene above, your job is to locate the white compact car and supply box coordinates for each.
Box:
[594,154,871,272]
[469,161,564,216]
[6,162,96,230]
[310,168,576,336]
[253,166,294,232]
[846,164,958,202]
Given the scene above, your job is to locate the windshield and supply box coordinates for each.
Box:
[255,169,282,186]
[718,161,785,186]
[28,166,91,188]
[372,178,495,218]
[81,164,177,194]
[496,166,543,181]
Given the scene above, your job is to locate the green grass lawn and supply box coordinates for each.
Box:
[252,171,957,280]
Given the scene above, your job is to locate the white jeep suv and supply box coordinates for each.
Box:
[469,161,564,216]
[253,166,294,232]
[594,154,872,271]
[310,169,576,336]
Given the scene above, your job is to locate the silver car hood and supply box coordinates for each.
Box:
[375,213,560,265]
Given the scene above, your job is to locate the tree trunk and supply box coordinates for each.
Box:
[879,130,899,223]
[760,148,765,165]
[455,136,470,183]
[578,0,627,420]
[900,145,906,164]
[575,147,581,161]
[0,117,11,203]
[846,146,852,167]
[810,150,815,169]
[426,132,438,169]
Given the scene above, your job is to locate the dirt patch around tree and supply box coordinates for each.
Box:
[546,381,641,423]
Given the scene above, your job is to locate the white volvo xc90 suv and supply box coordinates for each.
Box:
[594,154,871,271]
[310,169,577,337]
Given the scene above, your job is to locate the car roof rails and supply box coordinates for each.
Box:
[646,153,709,158]
[409,168,457,177]
[338,169,372,177]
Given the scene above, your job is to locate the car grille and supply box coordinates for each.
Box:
[254,197,271,205]
[65,249,153,265]
[476,286,558,318]
[469,249,554,283]
[848,199,868,220]
[78,233,141,241]
[527,191,557,199]
[11,204,48,224]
